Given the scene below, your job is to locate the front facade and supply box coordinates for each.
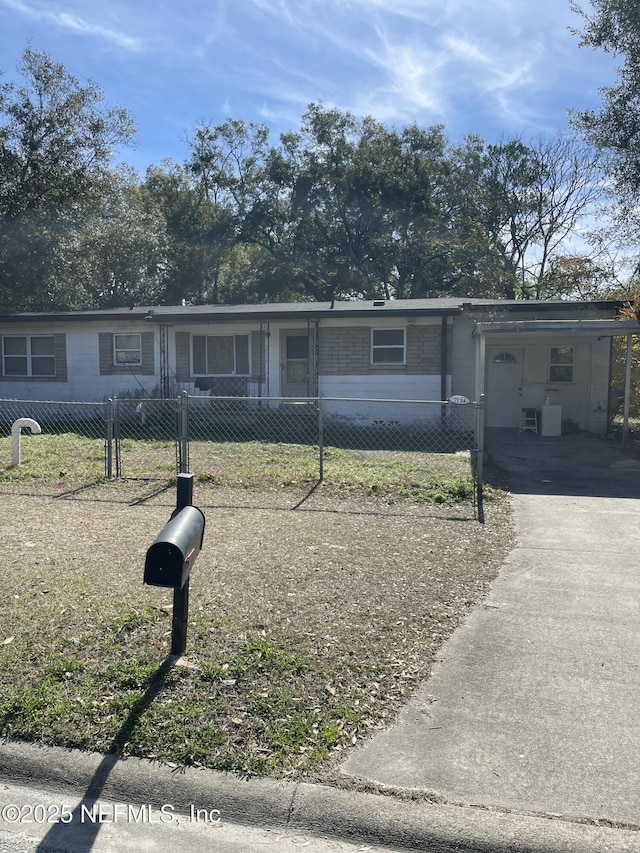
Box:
[0,297,629,434]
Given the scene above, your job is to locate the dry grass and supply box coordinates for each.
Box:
[0,471,513,780]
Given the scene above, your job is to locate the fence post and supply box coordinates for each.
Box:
[105,399,114,479]
[113,397,122,479]
[178,390,189,474]
[475,392,486,524]
[318,397,324,482]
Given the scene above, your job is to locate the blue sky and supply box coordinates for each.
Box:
[0,0,618,175]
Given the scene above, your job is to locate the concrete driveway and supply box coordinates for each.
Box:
[342,430,640,827]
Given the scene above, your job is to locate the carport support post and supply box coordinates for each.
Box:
[475,393,486,524]
[622,334,633,449]
[171,473,194,656]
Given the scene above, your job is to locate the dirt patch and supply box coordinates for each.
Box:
[0,482,514,779]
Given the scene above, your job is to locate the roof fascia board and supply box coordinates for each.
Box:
[473,319,640,336]
[0,306,461,324]
[465,299,623,313]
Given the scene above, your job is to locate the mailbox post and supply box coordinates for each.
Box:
[144,473,205,655]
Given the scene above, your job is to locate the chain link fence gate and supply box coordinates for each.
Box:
[105,397,180,480]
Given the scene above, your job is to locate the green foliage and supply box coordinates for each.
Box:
[571,0,640,194]
[609,333,640,419]
[0,48,136,311]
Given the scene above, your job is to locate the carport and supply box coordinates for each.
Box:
[473,317,640,446]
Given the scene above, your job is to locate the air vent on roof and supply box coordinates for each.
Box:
[373,299,386,307]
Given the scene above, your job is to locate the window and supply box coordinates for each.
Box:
[2,336,55,377]
[192,335,250,375]
[371,329,406,365]
[114,334,142,366]
[493,351,517,364]
[549,346,574,382]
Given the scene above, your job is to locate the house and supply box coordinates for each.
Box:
[0,297,634,435]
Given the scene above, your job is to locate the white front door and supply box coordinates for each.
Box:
[486,347,523,427]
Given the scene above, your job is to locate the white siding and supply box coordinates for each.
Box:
[0,322,160,402]
[319,375,446,424]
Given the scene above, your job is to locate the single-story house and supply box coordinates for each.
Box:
[0,297,636,434]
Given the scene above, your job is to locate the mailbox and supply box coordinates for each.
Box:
[144,505,205,588]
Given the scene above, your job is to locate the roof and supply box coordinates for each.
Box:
[474,318,640,337]
[0,297,623,325]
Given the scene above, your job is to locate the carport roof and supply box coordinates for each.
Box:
[473,318,640,337]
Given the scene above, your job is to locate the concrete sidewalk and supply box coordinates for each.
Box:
[342,431,640,828]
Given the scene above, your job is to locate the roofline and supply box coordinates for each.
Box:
[474,318,640,336]
[0,303,462,324]
[0,297,624,325]
[463,299,623,313]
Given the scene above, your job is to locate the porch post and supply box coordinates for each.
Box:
[622,333,633,448]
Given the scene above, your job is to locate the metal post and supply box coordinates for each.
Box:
[176,472,194,508]
[113,397,121,479]
[105,400,112,479]
[475,393,486,524]
[171,473,194,656]
[171,581,190,657]
[622,333,632,449]
[318,397,324,482]
[178,391,189,474]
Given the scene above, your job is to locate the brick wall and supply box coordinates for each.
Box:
[319,323,446,376]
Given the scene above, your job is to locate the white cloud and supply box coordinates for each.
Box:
[0,0,143,50]
[213,0,578,135]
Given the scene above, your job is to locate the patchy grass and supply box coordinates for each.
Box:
[0,433,510,780]
[0,433,106,484]
[0,599,376,776]
[190,441,491,505]
[0,434,495,506]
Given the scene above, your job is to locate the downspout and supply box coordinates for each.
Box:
[606,336,613,433]
[440,316,448,400]
[314,320,320,398]
[440,316,448,425]
[259,322,264,401]
[307,319,312,397]
[265,322,271,399]
[159,324,170,398]
[475,331,487,407]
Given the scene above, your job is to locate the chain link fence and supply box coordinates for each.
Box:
[0,398,107,481]
[0,394,484,517]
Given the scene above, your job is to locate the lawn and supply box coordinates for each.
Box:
[0,435,512,781]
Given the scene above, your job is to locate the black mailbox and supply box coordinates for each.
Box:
[144,505,205,588]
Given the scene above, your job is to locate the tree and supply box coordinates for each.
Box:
[226,104,457,301]
[571,0,640,194]
[0,47,135,310]
[451,133,605,299]
[68,170,168,309]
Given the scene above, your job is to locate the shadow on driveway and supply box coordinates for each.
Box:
[485,428,640,499]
